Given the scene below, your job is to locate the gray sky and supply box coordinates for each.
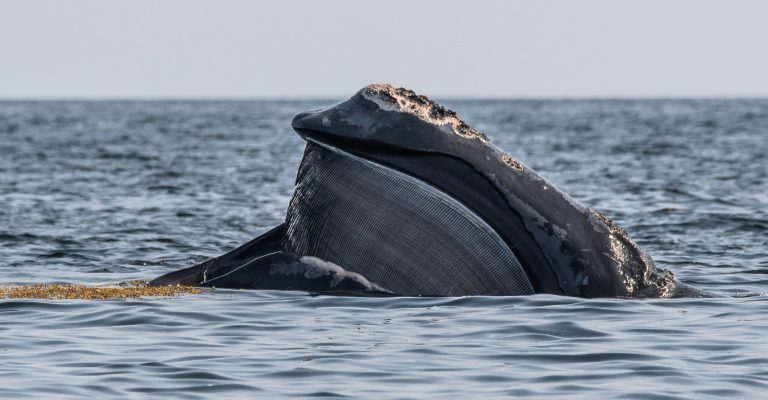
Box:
[1,0,766,99]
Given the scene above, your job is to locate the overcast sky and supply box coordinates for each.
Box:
[1,0,766,99]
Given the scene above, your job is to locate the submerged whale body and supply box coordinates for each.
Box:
[151,84,708,298]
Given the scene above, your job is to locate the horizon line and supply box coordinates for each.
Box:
[2,94,768,102]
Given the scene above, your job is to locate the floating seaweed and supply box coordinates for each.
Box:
[0,280,203,300]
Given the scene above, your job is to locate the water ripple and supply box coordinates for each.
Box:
[1,100,767,398]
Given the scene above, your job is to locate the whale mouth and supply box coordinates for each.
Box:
[282,141,534,296]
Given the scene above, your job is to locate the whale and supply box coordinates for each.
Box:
[150,84,709,298]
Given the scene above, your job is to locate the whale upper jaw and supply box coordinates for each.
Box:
[294,84,489,142]
[291,84,494,156]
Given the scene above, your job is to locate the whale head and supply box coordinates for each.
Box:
[289,84,708,298]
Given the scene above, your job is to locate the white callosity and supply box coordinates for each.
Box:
[360,83,490,143]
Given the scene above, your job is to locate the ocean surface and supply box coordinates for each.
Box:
[0,99,766,399]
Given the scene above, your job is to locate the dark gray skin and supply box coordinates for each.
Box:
[152,84,709,298]
[289,84,708,298]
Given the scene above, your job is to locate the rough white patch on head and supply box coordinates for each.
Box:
[588,208,629,237]
[609,234,636,294]
[321,116,331,127]
[501,153,523,171]
[362,87,401,113]
[360,83,490,143]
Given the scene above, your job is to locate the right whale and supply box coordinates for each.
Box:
[151,84,710,298]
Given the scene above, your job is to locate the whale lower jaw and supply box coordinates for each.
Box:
[282,142,534,297]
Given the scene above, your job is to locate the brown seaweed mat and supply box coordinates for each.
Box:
[0,280,204,300]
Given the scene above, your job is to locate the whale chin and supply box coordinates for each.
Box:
[283,141,534,297]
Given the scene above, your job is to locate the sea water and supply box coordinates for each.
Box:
[1,99,766,398]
